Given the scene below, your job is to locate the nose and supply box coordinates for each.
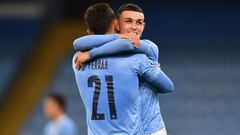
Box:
[130,22,137,30]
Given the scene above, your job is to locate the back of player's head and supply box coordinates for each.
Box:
[46,93,66,111]
[117,3,143,18]
[84,3,115,34]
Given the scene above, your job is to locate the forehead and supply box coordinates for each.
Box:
[45,97,56,104]
[120,11,144,20]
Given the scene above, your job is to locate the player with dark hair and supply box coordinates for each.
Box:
[43,93,77,135]
[84,3,116,35]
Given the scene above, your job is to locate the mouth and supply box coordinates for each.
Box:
[128,31,138,35]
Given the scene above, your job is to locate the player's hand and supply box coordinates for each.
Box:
[119,33,140,48]
[128,33,140,48]
[74,51,91,70]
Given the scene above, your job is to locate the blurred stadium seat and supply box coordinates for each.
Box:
[0,18,43,101]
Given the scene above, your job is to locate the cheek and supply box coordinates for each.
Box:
[139,27,144,34]
[119,22,130,31]
[139,26,144,31]
[119,26,125,33]
[45,103,57,114]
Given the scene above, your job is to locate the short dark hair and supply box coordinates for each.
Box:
[47,93,66,111]
[84,3,115,34]
[117,3,143,18]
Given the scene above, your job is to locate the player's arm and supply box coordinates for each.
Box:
[73,34,119,51]
[137,56,174,93]
[88,39,158,61]
[73,34,159,61]
[88,39,136,58]
[73,35,160,70]
[73,34,140,70]
[74,39,136,70]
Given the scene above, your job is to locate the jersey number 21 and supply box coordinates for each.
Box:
[88,75,117,120]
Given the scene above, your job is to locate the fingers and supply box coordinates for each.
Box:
[76,60,82,70]
[133,38,140,48]
[126,33,140,48]
[130,35,140,48]
[119,33,140,48]
[134,42,140,48]
[75,54,82,70]
[74,52,81,63]
[74,56,77,63]
[75,52,91,70]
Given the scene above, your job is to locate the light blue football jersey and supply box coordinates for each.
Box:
[73,54,144,135]
[44,115,77,135]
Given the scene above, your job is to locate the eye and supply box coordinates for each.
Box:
[136,21,144,25]
[125,20,132,24]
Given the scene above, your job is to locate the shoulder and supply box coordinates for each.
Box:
[61,115,76,125]
[107,53,148,61]
[141,39,159,50]
[44,122,52,130]
[141,39,157,45]
[107,54,148,69]
[44,122,58,135]
[141,39,159,59]
[128,53,148,60]
[127,54,150,68]
[110,53,149,65]
[58,115,76,131]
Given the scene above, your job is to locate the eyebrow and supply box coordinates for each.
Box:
[124,18,144,21]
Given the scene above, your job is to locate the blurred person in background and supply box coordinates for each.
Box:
[43,93,77,135]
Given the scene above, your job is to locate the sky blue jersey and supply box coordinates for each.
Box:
[73,34,174,134]
[73,52,173,135]
[44,115,77,135]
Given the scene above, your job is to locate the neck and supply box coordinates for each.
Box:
[52,112,64,122]
[105,24,115,34]
[105,31,114,34]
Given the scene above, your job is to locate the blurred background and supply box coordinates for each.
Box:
[0,0,239,135]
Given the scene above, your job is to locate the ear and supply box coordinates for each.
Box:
[115,19,120,32]
[142,22,145,31]
[87,28,93,35]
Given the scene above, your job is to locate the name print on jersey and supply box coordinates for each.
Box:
[88,59,108,70]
